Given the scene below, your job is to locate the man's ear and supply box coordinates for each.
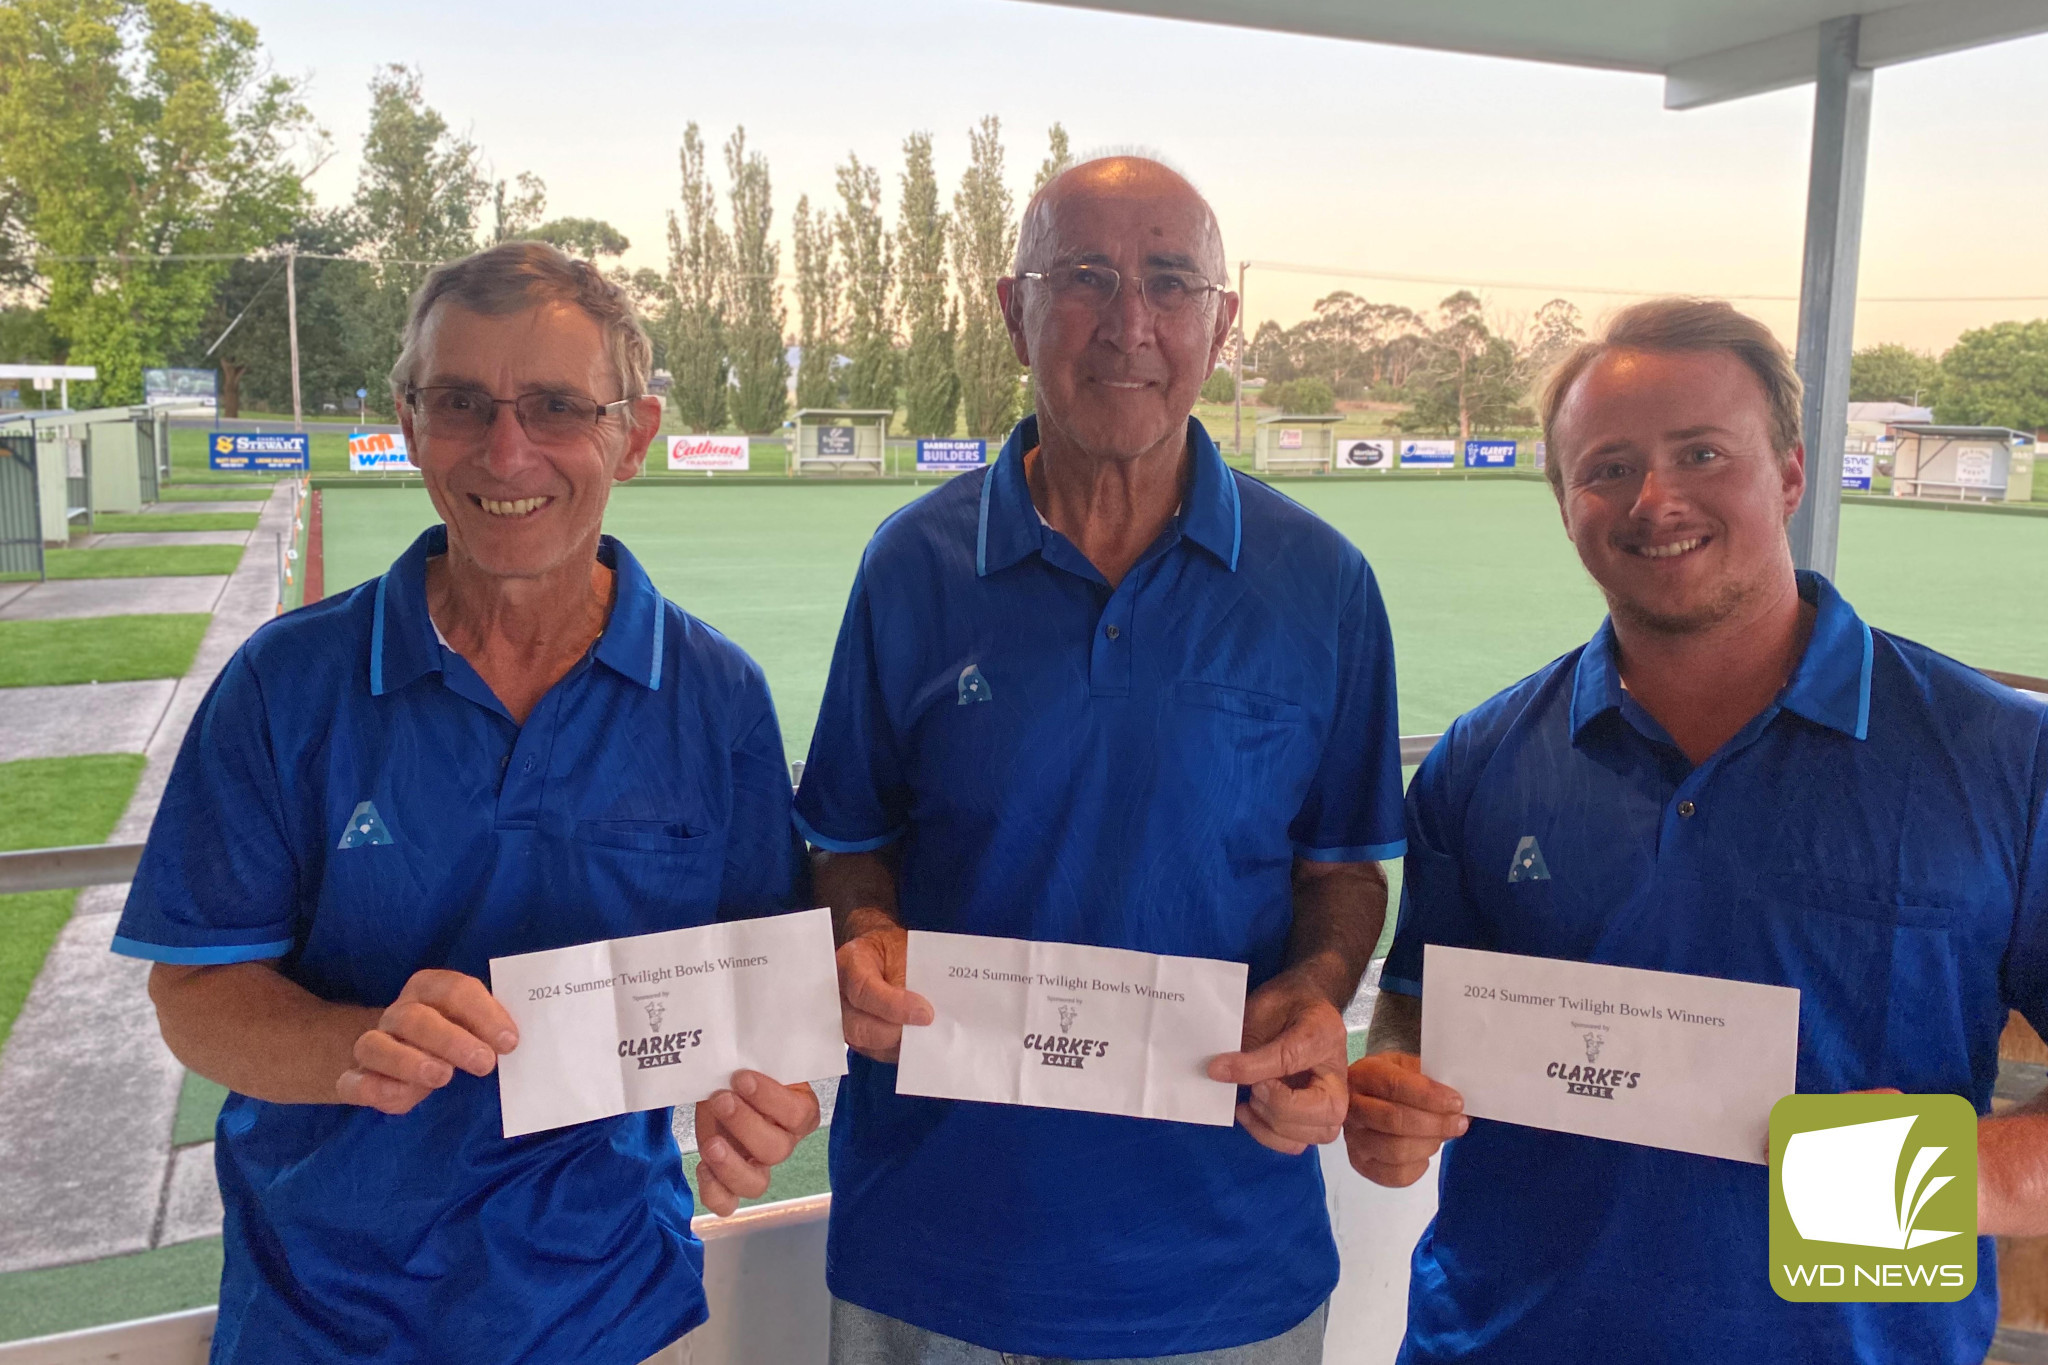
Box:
[614,395,663,483]
[1209,292,1240,373]
[1780,442,1808,522]
[998,277,1031,366]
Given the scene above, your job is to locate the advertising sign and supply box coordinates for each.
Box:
[1337,438,1392,470]
[1953,447,1995,488]
[1534,441,1548,470]
[144,368,218,406]
[917,438,987,472]
[1399,439,1456,469]
[1465,440,1517,469]
[209,431,308,471]
[348,431,416,473]
[667,435,749,472]
[818,425,857,458]
[1278,427,1304,450]
[1841,452,1874,491]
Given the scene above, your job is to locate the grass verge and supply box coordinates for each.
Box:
[0,615,210,688]
[92,513,258,534]
[682,1125,831,1216]
[157,484,271,501]
[45,547,243,580]
[174,1071,230,1147]
[0,1238,222,1343]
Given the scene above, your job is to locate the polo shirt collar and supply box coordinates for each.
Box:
[975,413,1242,577]
[369,524,667,697]
[1568,570,1873,744]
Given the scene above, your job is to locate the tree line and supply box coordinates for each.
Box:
[1848,331,2048,431]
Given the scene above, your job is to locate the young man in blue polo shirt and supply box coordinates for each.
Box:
[1346,298,2048,1363]
[115,243,820,1363]
[796,157,1407,1363]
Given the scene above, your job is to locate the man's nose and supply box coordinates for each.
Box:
[1094,276,1157,350]
[479,403,541,477]
[1630,465,1689,521]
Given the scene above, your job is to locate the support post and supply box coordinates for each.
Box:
[286,245,304,433]
[1788,16,1871,577]
[1232,261,1247,455]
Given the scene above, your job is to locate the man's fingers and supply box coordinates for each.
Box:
[841,1004,904,1064]
[1210,1013,1343,1086]
[352,1028,458,1090]
[1348,1056,1466,1115]
[730,1073,821,1138]
[840,960,933,1028]
[697,1133,771,1204]
[399,970,518,1054]
[695,1159,739,1218]
[1248,1073,1347,1146]
[377,1001,498,1077]
[705,1085,807,1168]
[1348,1091,1471,1141]
[1236,1102,1310,1156]
[1346,1146,1434,1188]
[336,1067,432,1115]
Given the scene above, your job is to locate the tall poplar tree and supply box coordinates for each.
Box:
[898,132,959,437]
[721,128,787,434]
[790,194,839,410]
[952,117,1021,439]
[836,154,896,413]
[665,123,728,432]
[1033,122,1072,195]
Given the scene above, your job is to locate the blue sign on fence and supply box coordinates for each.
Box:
[1398,439,1456,469]
[917,438,987,472]
[209,432,308,471]
[1465,440,1517,469]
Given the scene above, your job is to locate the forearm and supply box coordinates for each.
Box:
[1281,859,1389,1008]
[149,962,378,1105]
[813,847,903,943]
[1979,1102,2048,1237]
[1364,987,1422,1057]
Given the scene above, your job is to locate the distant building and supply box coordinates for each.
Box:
[1845,402,1931,455]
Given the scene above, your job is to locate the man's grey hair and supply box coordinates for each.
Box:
[1013,151,1225,281]
[388,240,654,402]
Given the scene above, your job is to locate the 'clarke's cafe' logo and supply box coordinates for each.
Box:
[1023,995,1111,1070]
[619,992,702,1070]
[1547,1023,1641,1099]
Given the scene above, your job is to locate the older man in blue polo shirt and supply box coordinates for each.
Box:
[1346,297,2048,1363]
[113,242,819,1363]
[795,157,1407,1363]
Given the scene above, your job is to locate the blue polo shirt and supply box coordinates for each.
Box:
[1381,571,2048,1364]
[795,415,1407,1358]
[113,525,803,1365]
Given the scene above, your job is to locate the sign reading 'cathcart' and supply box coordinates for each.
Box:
[489,909,845,1138]
[896,931,1248,1126]
[667,435,749,472]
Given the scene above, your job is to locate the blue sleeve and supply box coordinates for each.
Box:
[1379,727,1483,997]
[113,651,302,964]
[718,664,807,921]
[792,562,908,852]
[1288,558,1407,863]
[2002,706,2048,1042]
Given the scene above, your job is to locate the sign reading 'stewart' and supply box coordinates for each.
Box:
[896,931,1247,1126]
[490,908,845,1138]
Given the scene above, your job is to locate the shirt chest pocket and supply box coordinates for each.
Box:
[570,820,726,931]
[1165,680,1316,825]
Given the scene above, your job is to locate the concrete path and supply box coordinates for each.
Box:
[0,681,180,763]
[84,531,250,549]
[0,576,229,621]
[139,501,264,516]
[0,485,294,1274]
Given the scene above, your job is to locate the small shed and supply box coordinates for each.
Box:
[792,409,892,477]
[1889,425,2036,504]
[1253,413,1340,475]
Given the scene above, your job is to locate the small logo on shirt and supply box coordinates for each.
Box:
[337,801,394,850]
[958,664,992,705]
[1508,835,1550,882]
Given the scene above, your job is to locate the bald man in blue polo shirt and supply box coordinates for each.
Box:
[1346,298,2048,1363]
[795,157,1407,1363]
[114,242,819,1363]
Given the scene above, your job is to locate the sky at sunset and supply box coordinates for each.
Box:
[231,0,2048,353]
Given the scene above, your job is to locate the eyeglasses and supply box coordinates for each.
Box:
[1020,264,1224,316]
[406,386,633,446]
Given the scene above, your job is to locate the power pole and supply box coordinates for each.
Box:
[1232,260,1247,454]
[286,244,304,432]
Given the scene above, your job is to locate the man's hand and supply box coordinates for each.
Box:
[837,924,933,1063]
[1344,1051,1468,1187]
[693,1072,822,1217]
[335,969,518,1115]
[1207,972,1350,1155]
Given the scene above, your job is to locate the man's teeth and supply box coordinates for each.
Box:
[480,497,549,517]
[1637,537,1703,559]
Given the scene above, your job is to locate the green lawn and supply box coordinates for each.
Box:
[0,754,148,1054]
[157,483,272,501]
[92,512,258,534]
[45,546,243,580]
[681,1125,831,1216]
[174,1070,230,1147]
[0,1238,222,1342]
[0,615,211,688]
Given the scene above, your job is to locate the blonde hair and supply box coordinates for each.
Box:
[388,240,653,402]
[1540,297,1803,496]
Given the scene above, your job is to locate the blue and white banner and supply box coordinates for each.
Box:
[1841,452,1874,491]
[209,432,308,471]
[1465,440,1517,469]
[917,438,987,472]
[1399,439,1456,469]
[348,431,415,472]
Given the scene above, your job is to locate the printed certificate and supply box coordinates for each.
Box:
[1421,944,1800,1164]
[896,930,1248,1126]
[490,909,845,1138]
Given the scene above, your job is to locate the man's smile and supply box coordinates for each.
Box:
[1624,535,1709,560]
[474,495,555,518]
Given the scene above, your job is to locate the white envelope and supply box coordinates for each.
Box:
[1420,943,1800,1164]
[490,908,846,1139]
[895,930,1248,1126]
